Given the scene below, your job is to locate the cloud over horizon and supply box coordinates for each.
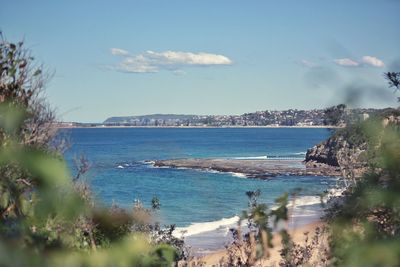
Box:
[109,49,233,73]
[299,59,320,68]
[361,56,385,67]
[110,48,130,56]
[333,56,385,68]
[334,58,360,67]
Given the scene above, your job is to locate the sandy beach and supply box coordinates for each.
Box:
[190,221,325,266]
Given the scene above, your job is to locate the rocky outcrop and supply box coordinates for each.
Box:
[305,130,368,178]
[151,158,342,179]
[305,135,342,167]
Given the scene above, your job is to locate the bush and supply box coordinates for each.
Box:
[0,36,178,267]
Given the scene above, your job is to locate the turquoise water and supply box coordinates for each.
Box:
[65,128,336,253]
[63,128,335,250]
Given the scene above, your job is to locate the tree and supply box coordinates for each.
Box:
[323,104,346,126]
[322,74,400,266]
[384,72,400,101]
[0,32,60,230]
[0,36,177,267]
[0,33,58,150]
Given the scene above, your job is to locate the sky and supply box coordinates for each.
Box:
[1,0,399,122]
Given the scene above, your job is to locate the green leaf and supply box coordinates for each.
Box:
[0,191,10,208]
[0,103,26,134]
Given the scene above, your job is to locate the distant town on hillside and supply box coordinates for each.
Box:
[58,108,391,128]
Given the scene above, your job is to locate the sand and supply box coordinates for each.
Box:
[187,221,324,267]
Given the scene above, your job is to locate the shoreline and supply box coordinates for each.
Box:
[194,221,325,266]
[56,125,341,129]
[178,204,326,255]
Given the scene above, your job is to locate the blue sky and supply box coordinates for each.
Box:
[1,0,399,122]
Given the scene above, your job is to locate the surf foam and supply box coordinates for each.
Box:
[228,172,248,178]
[173,194,326,238]
[173,215,240,238]
[233,156,268,160]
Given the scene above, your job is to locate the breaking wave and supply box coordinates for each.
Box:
[173,216,240,238]
[173,190,343,238]
[233,156,269,160]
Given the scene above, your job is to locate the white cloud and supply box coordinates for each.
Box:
[361,56,385,68]
[299,59,319,68]
[110,48,130,56]
[334,58,360,67]
[109,49,233,73]
[333,56,385,68]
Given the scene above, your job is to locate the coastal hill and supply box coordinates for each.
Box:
[101,108,380,127]
[104,114,198,124]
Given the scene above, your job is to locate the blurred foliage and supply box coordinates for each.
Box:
[320,72,400,266]
[0,32,57,150]
[1,36,179,267]
[225,190,299,266]
[222,73,400,266]
[327,117,400,267]
[223,190,331,267]
[225,111,400,266]
[0,104,179,267]
[225,190,276,266]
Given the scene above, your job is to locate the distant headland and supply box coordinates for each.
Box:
[58,108,387,128]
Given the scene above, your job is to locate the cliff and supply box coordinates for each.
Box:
[305,132,368,178]
[305,111,400,178]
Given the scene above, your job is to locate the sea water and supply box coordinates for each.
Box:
[63,127,336,252]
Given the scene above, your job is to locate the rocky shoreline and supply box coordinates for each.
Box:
[151,158,342,179]
[305,128,369,178]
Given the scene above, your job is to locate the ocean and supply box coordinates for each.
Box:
[63,127,337,253]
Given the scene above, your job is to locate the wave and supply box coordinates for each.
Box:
[173,215,240,238]
[233,156,268,160]
[198,169,248,178]
[289,195,321,207]
[173,188,345,239]
[116,162,142,169]
[228,172,247,178]
[327,187,345,197]
[172,197,321,238]
[173,195,324,238]
[287,188,345,208]
[232,154,306,160]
